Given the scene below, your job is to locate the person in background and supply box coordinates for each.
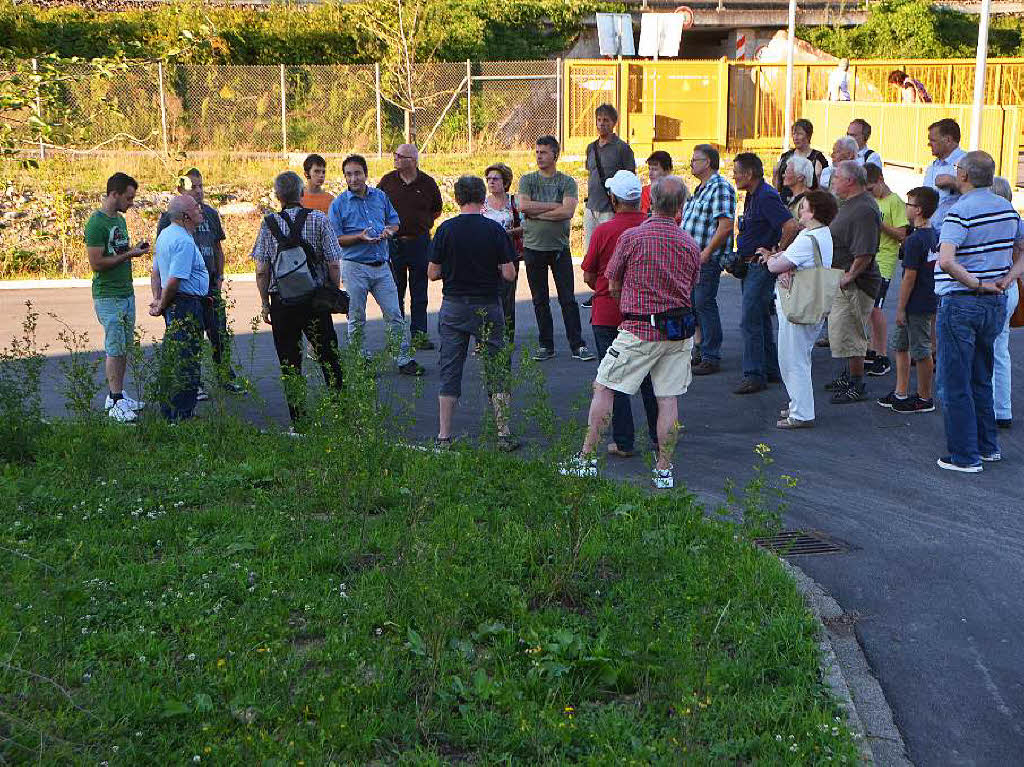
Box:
[641,150,673,217]
[989,175,1021,430]
[924,118,966,228]
[782,154,814,218]
[864,164,908,377]
[773,119,829,205]
[584,103,636,253]
[85,172,149,423]
[888,70,932,103]
[877,186,939,415]
[847,119,883,168]
[482,162,523,343]
[818,136,858,192]
[581,170,660,458]
[301,154,334,215]
[156,168,243,398]
[378,143,444,350]
[767,190,838,429]
[828,59,851,102]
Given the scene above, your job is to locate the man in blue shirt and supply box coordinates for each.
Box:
[150,194,210,421]
[731,153,800,394]
[923,118,966,228]
[328,154,423,376]
[935,151,1024,472]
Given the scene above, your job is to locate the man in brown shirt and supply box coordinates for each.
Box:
[378,144,444,349]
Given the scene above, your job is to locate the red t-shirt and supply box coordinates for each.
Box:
[580,211,649,327]
[641,185,652,216]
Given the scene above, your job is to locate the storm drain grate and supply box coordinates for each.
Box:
[754,530,850,557]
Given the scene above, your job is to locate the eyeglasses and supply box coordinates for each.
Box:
[394,153,415,160]
[906,202,921,208]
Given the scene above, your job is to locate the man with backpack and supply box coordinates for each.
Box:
[584,104,636,254]
[328,154,424,376]
[253,171,346,428]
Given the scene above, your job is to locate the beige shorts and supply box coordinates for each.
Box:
[595,329,693,397]
[828,285,875,358]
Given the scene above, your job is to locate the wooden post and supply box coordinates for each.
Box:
[279,64,287,156]
[157,62,169,156]
[556,58,563,146]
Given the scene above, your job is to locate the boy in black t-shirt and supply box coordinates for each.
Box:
[877,186,940,413]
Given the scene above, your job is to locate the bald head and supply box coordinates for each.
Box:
[395,143,419,171]
[167,194,201,231]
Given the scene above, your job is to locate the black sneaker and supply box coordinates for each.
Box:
[892,395,935,413]
[997,418,1013,429]
[876,390,901,409]
[866,355,892,376]
[532,347,555,361]
[398,360,426,376]
[572,345,596,361]
[830,382,867,404]
[824,371,850,391]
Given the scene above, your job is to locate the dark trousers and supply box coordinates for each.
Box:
[269,295,344,424]
[161,295,205,422]
[202,287,235,381]
[523,247,583,352]
[592,324,659,451]
[740,261,781,382]
[692,256,723,363]
[389,234,431,337]
[501,265,518,342]
[439,296,507,398]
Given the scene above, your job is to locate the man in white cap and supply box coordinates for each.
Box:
[580,170,660,459]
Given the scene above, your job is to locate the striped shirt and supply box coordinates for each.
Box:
[252,207,343,294]
[935,188,1023,296]
[681,172,736,260]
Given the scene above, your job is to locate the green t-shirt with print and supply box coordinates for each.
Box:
[519,170,578,252]
[85,210,133,298]
[876,192,909,279]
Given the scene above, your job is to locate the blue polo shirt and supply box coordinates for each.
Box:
[924,146,966,227]
[736,179,792,259]
[327,186,401,264]
[154,222,209,297]
[936,187,1023,296]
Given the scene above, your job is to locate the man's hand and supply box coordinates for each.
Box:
[261,304,272,325]
[148,299,163,317]
[839,273,854,290]
[700,248,711,264]
[358,228,381,243]
[896,309,907,327]
[128,242,150,258]
[977,280,1004,294]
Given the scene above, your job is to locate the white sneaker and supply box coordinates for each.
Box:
[196,387,210,402]
[559,453,598,478]
[652,465,674,489]
[104,394,145,411]
[107,399,138,423]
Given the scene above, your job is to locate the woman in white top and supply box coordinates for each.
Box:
[482,162,523,342]
[783,154,814,219]
[762,190,838,428]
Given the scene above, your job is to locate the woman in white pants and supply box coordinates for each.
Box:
[990,177,1019,428]
[762,190,838,428]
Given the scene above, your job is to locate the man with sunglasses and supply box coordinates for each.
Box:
[379,144,444,350]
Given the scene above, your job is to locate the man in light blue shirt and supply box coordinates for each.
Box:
[327,154,423,376]
[150,194,210,421]
[934,151,1024,472]
[923,118,967,228]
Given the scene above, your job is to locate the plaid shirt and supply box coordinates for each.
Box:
[681,172,736,260]
[605,216,701,341]
[252,207,343,293]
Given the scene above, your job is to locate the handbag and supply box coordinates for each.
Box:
[311,285,350,315]
[777,230,842,325]
[1011,278,1024,328]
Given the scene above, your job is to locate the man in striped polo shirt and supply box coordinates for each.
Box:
[935,151,1024,472]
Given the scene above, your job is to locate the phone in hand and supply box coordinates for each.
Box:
[137,240,150,252]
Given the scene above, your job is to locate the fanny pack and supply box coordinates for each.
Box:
[623,307,696,341]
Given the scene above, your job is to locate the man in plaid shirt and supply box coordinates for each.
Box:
[562,176,700,489]
[681,144,736,376]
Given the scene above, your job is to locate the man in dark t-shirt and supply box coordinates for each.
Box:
[428,175,518,451]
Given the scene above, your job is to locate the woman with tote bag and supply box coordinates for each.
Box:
[762,190,840,429]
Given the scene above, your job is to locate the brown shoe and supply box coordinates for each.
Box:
[692,360,720,376]
[733,378,766,395]
[607,443,635,458]
[776,416,814,429]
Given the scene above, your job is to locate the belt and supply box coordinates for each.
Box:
[397,234,425,241]
[173,292,206,300]
[350,260,387,267]
[445,295,498,305]
[623,308,691,325]
[945,289,1000,298]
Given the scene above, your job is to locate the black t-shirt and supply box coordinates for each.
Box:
[429,213,514,298]
[901,226,938,314]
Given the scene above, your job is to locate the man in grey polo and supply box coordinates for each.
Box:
[428,176,518,451]
[584,104,636,252]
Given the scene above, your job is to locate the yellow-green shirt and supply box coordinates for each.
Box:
[876,192,908,279]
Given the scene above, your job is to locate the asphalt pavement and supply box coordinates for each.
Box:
[1,269,1022,766]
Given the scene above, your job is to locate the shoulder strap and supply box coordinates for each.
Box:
[588,140,608,186]
[264,213,287,244]
[510,194,521,228]
[808,230,823,267]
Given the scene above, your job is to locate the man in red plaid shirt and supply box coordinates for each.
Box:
[562,176,701,489]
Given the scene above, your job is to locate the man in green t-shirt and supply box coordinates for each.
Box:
[517,135,594,362]
[84,172,150,423]
[865,164,909,377]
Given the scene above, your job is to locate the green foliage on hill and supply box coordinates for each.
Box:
[0,0,612,64]
[799,0,1024,59]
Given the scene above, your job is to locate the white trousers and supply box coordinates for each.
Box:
[993,279,1018,419]
[776,297,824,422]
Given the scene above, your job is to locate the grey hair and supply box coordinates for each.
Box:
[166,195,192,223]
[453,175,486,206]
[991,176,1012,201]
[960,151,995,188]
[650,175,689,217]
[786,155,814,188]
[836,160,866,187]
[274,171,305,205]
[834,136,858,158]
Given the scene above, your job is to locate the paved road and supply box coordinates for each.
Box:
[2,271,1022,767]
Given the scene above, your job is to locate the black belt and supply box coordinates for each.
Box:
[353,260,386,267]
[623,309,690,325]
[445,295,498,305]
[173,292,206,300]
[946,289,1000,298]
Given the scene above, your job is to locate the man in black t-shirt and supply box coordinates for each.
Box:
[428,175,518,451]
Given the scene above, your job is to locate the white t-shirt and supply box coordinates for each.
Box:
[828,68,850,101]
[783,226,833,270]
[857,146,883,168]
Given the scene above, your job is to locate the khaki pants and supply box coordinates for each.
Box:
[828,285,875,358]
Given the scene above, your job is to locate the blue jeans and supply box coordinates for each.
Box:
[202,287,236,382]
[740,262,780,382]
[692,255,723,363]
[937,292,1006,465]
[993,279,1018,420]
[389,234,431,337]
[161,294,204,422]
[343,260,413,367]
[592,324,659,451]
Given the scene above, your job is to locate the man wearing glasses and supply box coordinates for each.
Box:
[378,144,444,350]
[681,144,736,376]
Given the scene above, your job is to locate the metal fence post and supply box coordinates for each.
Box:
[466,60,472,154]
[556,58,562,146]
[31,58,44,160]
[375,63,383,158]
[157,62,169,155]
[279,64,287,156]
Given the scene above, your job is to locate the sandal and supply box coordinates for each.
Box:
[776,416,814,429]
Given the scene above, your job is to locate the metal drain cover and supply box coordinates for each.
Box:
[754,530,850,556]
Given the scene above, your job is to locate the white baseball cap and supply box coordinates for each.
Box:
[605,170,642,201]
